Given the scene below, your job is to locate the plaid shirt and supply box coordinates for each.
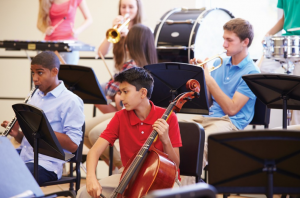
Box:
[106,60,137,97]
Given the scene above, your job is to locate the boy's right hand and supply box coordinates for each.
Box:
[1,120,19,137]
[86,175,103,198]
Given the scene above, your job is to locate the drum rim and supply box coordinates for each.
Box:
[268,35,300,39]
[154,7,182,48]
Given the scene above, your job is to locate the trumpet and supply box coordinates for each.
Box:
[106,14,130,43]
[196,50,227,72]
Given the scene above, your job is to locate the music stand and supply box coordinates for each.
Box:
[12,103,74,183]
[208,130,300,198]
[58,64,107,104]
[59,65,114,175]
[0,137,45,198]
[144,62,209,114]
[242,74,300,128]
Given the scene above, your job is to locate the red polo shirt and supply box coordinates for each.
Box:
[100,101,182,167]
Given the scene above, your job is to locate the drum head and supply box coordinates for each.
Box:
[194,8,233,66]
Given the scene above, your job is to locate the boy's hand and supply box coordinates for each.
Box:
[153,119,170,145]
[86,175,102,198]
[1,120,20,137]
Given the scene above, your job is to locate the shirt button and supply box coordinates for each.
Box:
[141,131,144,134]
[141,123,143,125]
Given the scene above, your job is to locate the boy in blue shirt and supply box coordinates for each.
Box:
[1,51,84,184]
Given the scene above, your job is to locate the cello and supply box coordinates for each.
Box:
[107,79,200,198]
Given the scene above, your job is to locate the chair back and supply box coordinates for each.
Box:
[249,98,270,128]
[179,122,205,183]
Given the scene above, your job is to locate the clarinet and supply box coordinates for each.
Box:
[1,86,38,137]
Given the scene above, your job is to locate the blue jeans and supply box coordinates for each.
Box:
[26,163,58,184]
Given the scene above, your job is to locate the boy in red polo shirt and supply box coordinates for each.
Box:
[77,67,182,198]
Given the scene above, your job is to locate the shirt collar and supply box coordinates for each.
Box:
[38,80,66,98]
[226,54,251,69]
[129,100,157,125]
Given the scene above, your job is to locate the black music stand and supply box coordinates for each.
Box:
[12,103,74,183]
[0,137,46,198]
[144,62,209,115]
[242,74,300,129]
[208,130,300,198]
[59,65,115,175]
[58,64,107,104]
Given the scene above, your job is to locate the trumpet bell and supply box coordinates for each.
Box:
[106,16,131,44]
[106,28,121,44]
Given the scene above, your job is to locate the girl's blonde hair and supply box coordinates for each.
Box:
[37,0,53,33]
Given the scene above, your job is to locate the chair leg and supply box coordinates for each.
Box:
[69,163,74,191]
[76,162,81,193]
[223,194,230,198]
[203,166,208,183]
[109,146,113,176]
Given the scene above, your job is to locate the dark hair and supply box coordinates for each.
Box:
[125,24,157,67]
[114,0,143,71]
[114,67,154,98]
[31,51,60,70]
[223,18,254,47]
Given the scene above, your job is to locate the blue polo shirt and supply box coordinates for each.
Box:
[206,54,260,129]
[20,81,85,179]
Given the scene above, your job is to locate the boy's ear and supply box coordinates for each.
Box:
[51,67,59,77]
[243,38,249,47]
[141,88,148,98]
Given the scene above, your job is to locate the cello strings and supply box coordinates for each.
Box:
[115,103,175,192]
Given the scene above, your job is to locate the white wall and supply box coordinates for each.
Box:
[0,0,284,132]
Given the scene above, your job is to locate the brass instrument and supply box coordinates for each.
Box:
[1,86,38,137]
[196,51,226,72]
[106,14,130,43]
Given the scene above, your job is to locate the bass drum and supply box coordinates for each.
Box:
[154,7,234,63]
